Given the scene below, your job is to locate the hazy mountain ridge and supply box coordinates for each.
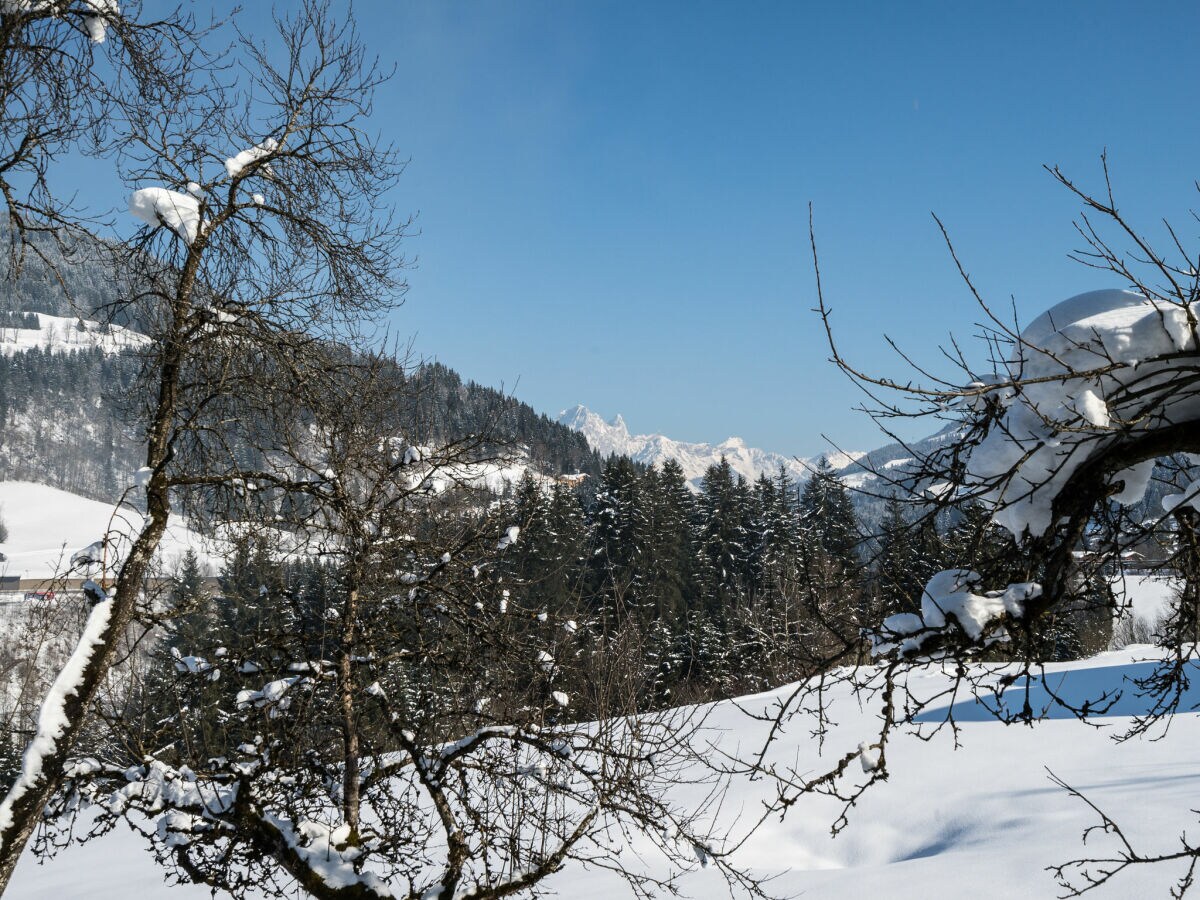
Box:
[557,404,864,491]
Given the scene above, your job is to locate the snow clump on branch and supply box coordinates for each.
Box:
[963,289,1199,540]
[129,187,202,244]
[224,137,279,179]
[870,569,1040,658]
[0,0,118,42]
[81,0,118,42]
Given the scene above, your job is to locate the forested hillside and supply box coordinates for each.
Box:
[0,231,602,501]
[479,454,1114,706]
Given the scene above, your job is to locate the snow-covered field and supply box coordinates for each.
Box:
[0,481,221,581]
[0,465,548,586]
[0,313,149,356]
[6,643,1199,899]
[1113,572,1179,624]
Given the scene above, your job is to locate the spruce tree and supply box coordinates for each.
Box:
[749,468,806,602]
[798,456,862,571]
[499,474,588,617]
[874,495,925,617]
[638,459,696,626]
[694,456,750,620]
[589,456,645,623]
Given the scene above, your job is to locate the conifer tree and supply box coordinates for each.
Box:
[798,456,862,572]
[589,456,645,623]
[540,481,590,607]
[684,458,753,687]
[499,474,588,616]
[695,456,750,618]
[165,549,210,647]
[638,459,696,626]
[749,467,805,601]
[873,495,926,617]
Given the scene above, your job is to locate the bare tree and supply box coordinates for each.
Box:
[0,0,201,264]
[47,353,771,900]
[0,4,773,895]
[0,1,410,890]
[728,161,1200,894]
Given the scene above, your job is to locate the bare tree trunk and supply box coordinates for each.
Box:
[339,584,361,840]
[0,501,168,892]
[0,294,186,892]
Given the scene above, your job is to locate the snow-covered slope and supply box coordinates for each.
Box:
[0,313,149,356]
[0,481,220,581]
[8,640,1200,899]
[557,404,861,490]
[0,466,553,585]
[835,423,962,491]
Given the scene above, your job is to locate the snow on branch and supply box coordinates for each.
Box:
[81,0,118,43]
[1163,474,1200,514]
[0,0,119,42]
[0,597,113,852]
[496,525,519,550]
[962,289,1200,540]
[129,187,203,244]
[869,569,1040,658]
[224,137,279,179]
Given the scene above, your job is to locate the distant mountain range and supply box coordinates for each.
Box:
[556,404,864,491]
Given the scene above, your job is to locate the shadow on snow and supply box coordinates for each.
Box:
[915,659,1200,723]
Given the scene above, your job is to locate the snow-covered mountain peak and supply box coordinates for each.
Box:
[556,405,640,459]
[557,404,857,491]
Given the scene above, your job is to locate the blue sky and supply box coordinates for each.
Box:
[110,3,1200,455]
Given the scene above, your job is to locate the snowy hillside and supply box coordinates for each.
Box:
[0,313,149,356]
[0,481,220,582]
[0,465,552,585]
[8,638,1200,899]
[0,482,1190,900]
[557,404,862,490]
[836,424,962,490]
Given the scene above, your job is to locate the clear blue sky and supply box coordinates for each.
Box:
[112,3,1200,455]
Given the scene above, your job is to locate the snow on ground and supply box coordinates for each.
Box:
[0,313,149,356]
[439,458,541,495]
[572,646,1200,899]
[0,462,550,586]
[407,456,566,498]
[1113,572,1179,624]
[0,482,1194,899]
[8,642,1200,898]
[0,481,221,582]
